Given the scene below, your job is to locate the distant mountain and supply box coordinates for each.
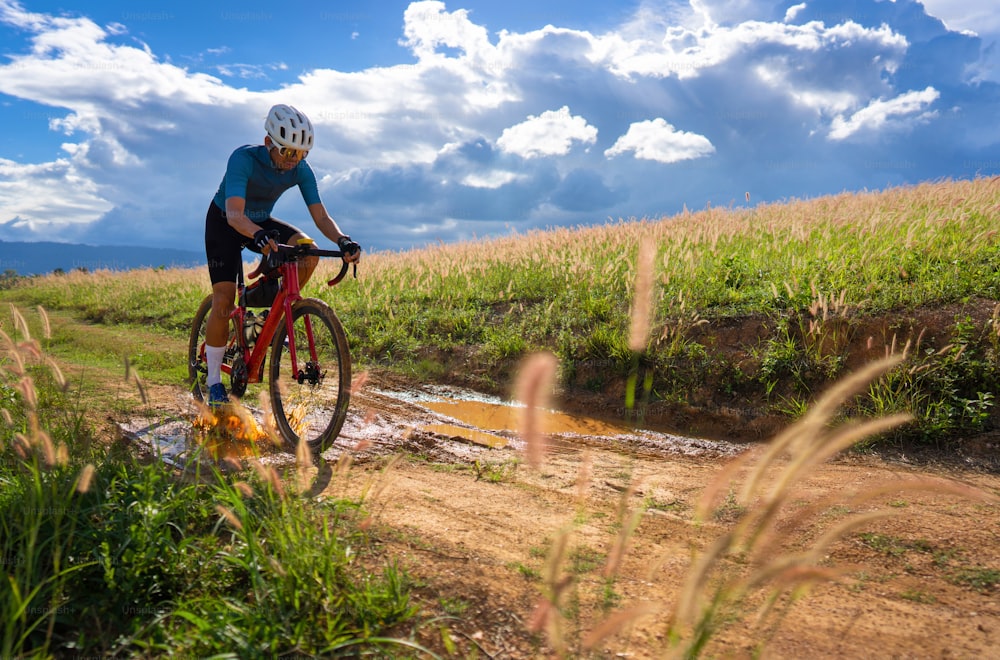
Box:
[0,240,204,276]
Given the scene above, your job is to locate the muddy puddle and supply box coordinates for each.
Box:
[378,385,741,458]
[119,384,742,472]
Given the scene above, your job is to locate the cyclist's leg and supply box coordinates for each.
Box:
[256,217,319,285]
[205,203,244,389]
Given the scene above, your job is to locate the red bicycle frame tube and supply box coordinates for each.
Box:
[222,259,308,385]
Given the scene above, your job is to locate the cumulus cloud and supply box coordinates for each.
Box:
[605,118,715,163]
[497,106,598,158]
[0,0,996,253]
[0,157,112,230]
[784,3,807,23]
[829,87,941,140]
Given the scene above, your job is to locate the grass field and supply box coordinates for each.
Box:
[4,176,1000,444]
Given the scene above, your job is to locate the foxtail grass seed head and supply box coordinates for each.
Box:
[77,463,95,493]
[296,437,312,467]
[44,356,67,391]
[222,456,243,472]
[40,430,56,468]
[295,437,314,492]
[258,391,282,447]
[37,305,51,339]
[350,370,369,394]
[268,466,286,500]
[582,603,659,652]
[514,351,558,469]
[13,433,29,459]
[234,481,255,499]
[268,556,287,577]
[629,240,656,351]
[56,441,68,466]
[215,505,244,531]
[17,376,37,410]
[10,304,30,341]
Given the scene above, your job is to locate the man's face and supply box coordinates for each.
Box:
[266,137,307,170]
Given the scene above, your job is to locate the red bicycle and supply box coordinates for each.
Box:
[188,239,354,454]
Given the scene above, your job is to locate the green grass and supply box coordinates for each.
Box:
[950,567,1000,593]
[0,448,421,657]
[0,322,425,657]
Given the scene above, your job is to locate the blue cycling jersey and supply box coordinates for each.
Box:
[212,145,322,221]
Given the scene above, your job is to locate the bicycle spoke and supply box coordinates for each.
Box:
[269,301,351,454]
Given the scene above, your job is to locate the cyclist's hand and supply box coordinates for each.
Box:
[337,236,362,262]
[252,228,279,253]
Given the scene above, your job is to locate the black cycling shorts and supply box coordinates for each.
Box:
[204,202,304,285]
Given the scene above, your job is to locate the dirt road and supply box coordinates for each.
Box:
[128,374,1000,658]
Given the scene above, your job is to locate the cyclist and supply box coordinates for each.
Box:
[203,103,361,407]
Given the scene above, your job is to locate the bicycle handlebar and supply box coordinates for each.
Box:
[247,242,356,284]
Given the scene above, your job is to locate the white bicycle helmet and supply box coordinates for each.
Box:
[265,104,314,150]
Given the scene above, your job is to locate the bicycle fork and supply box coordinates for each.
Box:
[287,312,324,386]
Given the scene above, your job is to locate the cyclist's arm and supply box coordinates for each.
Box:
[307,203,358,261]
[225,196,266,239]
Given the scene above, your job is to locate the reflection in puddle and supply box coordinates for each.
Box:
[421,397,630,441]
[390,386,741,457]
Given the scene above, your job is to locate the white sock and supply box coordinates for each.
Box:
[205,345,226,387]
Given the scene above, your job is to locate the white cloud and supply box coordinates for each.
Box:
[605,118,715,163]
[400,0,496,64]
[920,0,1000,37]
[784,3,807,23]
[0,157,113,230]
[590,13,909,80]
[497,106,597,158]
[829,87,941,140]
[461,170,522,188]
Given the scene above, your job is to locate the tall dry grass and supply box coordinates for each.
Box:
[513,348,995,658]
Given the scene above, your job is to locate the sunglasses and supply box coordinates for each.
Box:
[268,140,308,159]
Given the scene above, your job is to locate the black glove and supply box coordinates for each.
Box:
[252,229,278,251]
[337,235,361,256]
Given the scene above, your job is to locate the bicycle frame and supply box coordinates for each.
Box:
[223,245,349,387]
[234,262,299,385]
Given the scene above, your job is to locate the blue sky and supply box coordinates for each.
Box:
[0,0,998,255]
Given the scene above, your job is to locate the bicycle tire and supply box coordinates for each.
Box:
[268,299,351,455]
[187,294,243,401]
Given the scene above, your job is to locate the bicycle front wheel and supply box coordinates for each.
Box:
[269,299,352,455]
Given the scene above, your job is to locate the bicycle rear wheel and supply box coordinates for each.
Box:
[188,294,243,401]
[269,299,351,455]
[188,294,216,402]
